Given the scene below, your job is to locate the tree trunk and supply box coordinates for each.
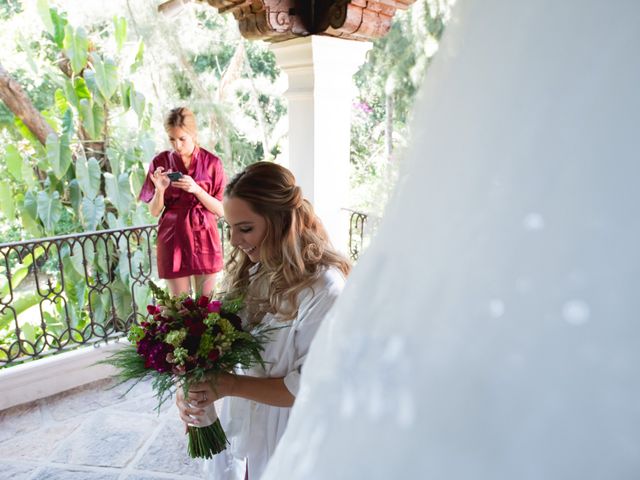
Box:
[385,91,394,161]
[0,62,55,146]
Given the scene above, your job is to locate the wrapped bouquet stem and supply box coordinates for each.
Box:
[186,398,228,457]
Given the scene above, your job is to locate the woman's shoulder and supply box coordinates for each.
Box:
[290,267,345,324]
[299,266,346,305]
[151,150,172,165]
[198,147,222,165]
[313,266,346,291]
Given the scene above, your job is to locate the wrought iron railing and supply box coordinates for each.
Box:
[0,212,366,368]
[0,225,158,368]
[345,209,374,262]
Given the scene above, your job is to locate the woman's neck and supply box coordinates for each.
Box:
[181,147,195,168]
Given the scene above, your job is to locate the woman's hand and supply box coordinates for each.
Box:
[150,166,170,191]
[175,373,236,426]
[172,175,202,194]
[176,385,208,426]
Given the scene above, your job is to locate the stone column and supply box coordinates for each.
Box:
[270,36,371,253]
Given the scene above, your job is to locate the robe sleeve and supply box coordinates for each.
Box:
[282,269,345,396]
[138,154,161,203]
[211,156,226,201]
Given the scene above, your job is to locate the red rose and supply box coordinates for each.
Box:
[147,304,160,315]
[197,295,209,308]
[183,297,195,309]
[208,348,220,361]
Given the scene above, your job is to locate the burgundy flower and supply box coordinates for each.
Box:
[207,301,222,313]
[146,342,172,372]
[208,348,220,361]
[183,297,196,310]
[147,304,161,315]
[184,317,207,337]
[197,295,209,308]
[136,338,152,357]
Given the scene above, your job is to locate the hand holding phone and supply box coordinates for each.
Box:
[167,171,184,182]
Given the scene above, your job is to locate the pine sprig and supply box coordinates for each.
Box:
[100,346,148,382]
[220,295,244,315]
[98,346,153,396]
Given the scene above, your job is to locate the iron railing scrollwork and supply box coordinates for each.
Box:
[0,225,158,368]
[344,209,374,262]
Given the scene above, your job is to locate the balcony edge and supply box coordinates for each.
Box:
[0,342,128,411]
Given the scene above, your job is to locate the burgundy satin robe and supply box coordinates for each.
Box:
[139,147,226,279]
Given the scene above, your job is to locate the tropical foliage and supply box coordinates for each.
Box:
[0,0,158,360]
[118,0,286,173]
[350,0,455,213]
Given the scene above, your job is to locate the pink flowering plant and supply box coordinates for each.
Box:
[104,281,269,459]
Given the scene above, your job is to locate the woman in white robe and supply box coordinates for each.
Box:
[176,162,351,479]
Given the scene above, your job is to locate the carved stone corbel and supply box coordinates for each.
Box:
[200,0,416,42]
[202,1,307,42]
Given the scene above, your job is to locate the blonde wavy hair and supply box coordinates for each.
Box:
[223,162,351,320]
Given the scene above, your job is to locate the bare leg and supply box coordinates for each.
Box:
[194,273,217,297]
[167,276,191,296]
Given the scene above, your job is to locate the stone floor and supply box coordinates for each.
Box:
[0,378,207,480]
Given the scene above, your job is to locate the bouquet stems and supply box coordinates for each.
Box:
[187,419,229,459]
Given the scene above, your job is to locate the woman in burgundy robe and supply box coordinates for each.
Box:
[139,107,226,296]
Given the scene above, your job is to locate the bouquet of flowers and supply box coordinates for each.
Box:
[104,281,269,459]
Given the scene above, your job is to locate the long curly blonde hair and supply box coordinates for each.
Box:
[223,162,351,320]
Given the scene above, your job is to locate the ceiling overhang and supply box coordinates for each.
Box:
[199,0,417,42]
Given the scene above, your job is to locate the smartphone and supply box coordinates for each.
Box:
[167,171,184,182]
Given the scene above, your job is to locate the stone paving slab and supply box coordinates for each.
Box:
[0,402,42,443]
[0,378,206,479]
[27,466,121,480]
[50,411,160,468]
[0,416,84,460]
[133,416,204,477]
[0,461,39,480]
[122,475,204,480]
